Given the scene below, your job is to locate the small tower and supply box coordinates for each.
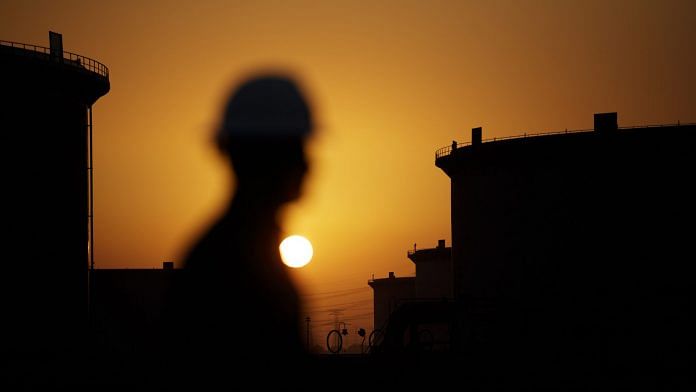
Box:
[407,239,453,298]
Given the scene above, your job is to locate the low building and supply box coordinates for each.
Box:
[368,272,415,331]
[369,240,454,352]
[91,262,179,353]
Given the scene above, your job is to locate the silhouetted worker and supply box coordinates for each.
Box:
[162,76,312,389]
[451,140,457,150]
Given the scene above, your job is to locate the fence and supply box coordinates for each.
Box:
[435,123,694,160]
[1,39,109,78]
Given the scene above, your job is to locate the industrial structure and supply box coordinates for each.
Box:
[408,239,453,299]
[369,240,454,352]
[0,32,109,356]
[432,113,696,374]
[91,262,179,354]
[368,272,415,332]
[369,113,696,377]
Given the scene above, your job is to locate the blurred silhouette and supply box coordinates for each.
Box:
[161,76,312,388]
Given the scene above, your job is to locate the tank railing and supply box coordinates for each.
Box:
[435,122,696,160]
[368,274,416,283]
[0,40,109,78]
[407,248,448,257]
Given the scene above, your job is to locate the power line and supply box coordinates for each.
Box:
[302,286,370,299]
[305,298,372,311]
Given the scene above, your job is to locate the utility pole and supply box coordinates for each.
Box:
[305,316,311,350]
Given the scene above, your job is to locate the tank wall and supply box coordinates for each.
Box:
[415,259,453,299]
[446,128,696,367]
[1,75,90,355]
[370,278,416,331]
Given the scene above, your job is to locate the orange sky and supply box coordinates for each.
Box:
[2,0,695,344]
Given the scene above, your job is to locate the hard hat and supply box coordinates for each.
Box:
[218,76,312,140]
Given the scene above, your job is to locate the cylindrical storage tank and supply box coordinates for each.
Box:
[0,35,109,358]
[436,124,696,377]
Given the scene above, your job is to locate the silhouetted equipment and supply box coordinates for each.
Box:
[594,111,618,133]
[471,126,482,145]
[433,113,696,381]
[49,31,63,59]
[372,300,456,355]
[368,329,382,349]
[358,328,367,354]
[326,329,343,354]
[0,32,109,358]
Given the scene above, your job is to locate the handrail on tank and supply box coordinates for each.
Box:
[0,39,109,79]
[435,122,696,160]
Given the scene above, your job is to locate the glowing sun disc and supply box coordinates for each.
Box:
[279,235,313,268]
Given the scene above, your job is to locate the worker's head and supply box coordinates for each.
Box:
[216,76,312,203]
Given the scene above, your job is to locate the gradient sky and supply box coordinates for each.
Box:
[2,0,695,344]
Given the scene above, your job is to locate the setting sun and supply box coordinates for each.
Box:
[279,235,313,268]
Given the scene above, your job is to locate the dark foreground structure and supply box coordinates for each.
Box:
[90,264,179,357]
[368,114,696,387]
[431,113,696,385]
[0,33,109,381]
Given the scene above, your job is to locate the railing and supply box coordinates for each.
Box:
[0,40,109,78]
[435,123,695,160]
[368,274,416,283]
